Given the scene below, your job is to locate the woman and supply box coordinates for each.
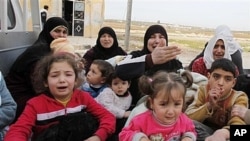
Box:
[191,34,233,77]
[83,26,127,73]
[115,24,182,106]
[188,25,244,74]
[5,17,69,122]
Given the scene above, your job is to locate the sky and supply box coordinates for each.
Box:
[104,0,250,31]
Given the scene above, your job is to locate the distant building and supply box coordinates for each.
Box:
[39,0,105,37]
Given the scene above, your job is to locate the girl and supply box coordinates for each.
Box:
[83,26,127,73]
[5,17,69,122]
[4,53,115,141]
[119,71,197,141]
[81,60,114,98]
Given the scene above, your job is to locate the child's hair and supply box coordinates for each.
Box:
[106,72,130,86]
[32,53,78,94]
[138,71,193,110]
[91,60,114,82]
[209,58,237,78]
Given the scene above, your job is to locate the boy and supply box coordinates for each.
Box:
[185,58,248,141]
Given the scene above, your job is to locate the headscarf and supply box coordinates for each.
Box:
[204,35,231,69]
[35,17,69,45]
[92,26,126,60]
[131,24,168,57]
[215,25,243,54]
[9,17,69,73]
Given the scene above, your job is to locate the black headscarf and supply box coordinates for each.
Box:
[130,25,168,57]
[92,26,126,60]
[9,17,68,73]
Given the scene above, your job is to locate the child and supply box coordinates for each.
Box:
[81,60,114,98]
[4,53,116,141]
[95,73,132,140]
[50,38,86,87]
[185,58,248,141]
[119,71,197,141]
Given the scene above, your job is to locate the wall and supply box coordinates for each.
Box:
[39,0,104,37]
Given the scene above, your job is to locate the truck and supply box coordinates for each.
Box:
[0,0,42,77]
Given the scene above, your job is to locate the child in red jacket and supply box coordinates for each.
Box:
[5,53,115,141]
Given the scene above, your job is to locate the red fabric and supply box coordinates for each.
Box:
[192,57,208,77]
[4,89,115,141]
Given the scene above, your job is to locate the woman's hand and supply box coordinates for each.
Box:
[151,46,181,65]
[231,104,248,119]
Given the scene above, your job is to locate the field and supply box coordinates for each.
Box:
[70,19,250,68]
[102,20,250,68]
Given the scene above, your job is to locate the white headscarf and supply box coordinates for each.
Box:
[204,35,232,69]
[215,25,243,54]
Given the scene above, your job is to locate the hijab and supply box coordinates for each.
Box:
[215,25,243,54]
[9,17,68,73]
[204,35,231,69]
[92,26,126,60]
[131,24,168,57]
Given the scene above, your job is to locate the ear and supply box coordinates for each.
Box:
[148,97,154,109]
[44,82,48,87]
[207,72,211,79]
[232,77,236,88]
[100,77,106,84]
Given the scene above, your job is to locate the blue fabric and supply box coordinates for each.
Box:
[81,83,108,98]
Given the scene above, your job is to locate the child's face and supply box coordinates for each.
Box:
[207,68,236,97]
[87,64,105,85]
[46,62,76,100]
[149,89,183,125]
[111,77,130,96]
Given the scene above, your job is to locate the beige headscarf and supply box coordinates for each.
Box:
[204,34,232,69]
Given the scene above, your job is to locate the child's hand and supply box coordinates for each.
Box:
[181,136,193,141]
[208,87,224,106]
[124,111,131,118]
[84,135,101,141]
[140,137,151,141]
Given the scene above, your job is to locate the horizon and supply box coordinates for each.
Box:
[104,0,250,31]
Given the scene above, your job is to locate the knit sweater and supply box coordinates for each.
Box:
[95,87,132,118]
[185,85,248,130]
[4,89,115,141]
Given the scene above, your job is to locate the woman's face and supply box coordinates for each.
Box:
[147,33,166,52]
[100,33,114,48]
[50,26,68,39]
[213,39,225,60]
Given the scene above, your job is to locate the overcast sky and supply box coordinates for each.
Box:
[104,0,250,31]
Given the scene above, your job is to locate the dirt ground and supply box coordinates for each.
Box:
[69,20,250,69]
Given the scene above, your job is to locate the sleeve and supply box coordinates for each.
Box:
[0,72,17,130]
[185,86,213,122]
[115,55,146,80]
[4,100,37,141]
[119,117,147,141]
[225,92,248,129]
[84,93,116,141]
[97,88,125,118]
